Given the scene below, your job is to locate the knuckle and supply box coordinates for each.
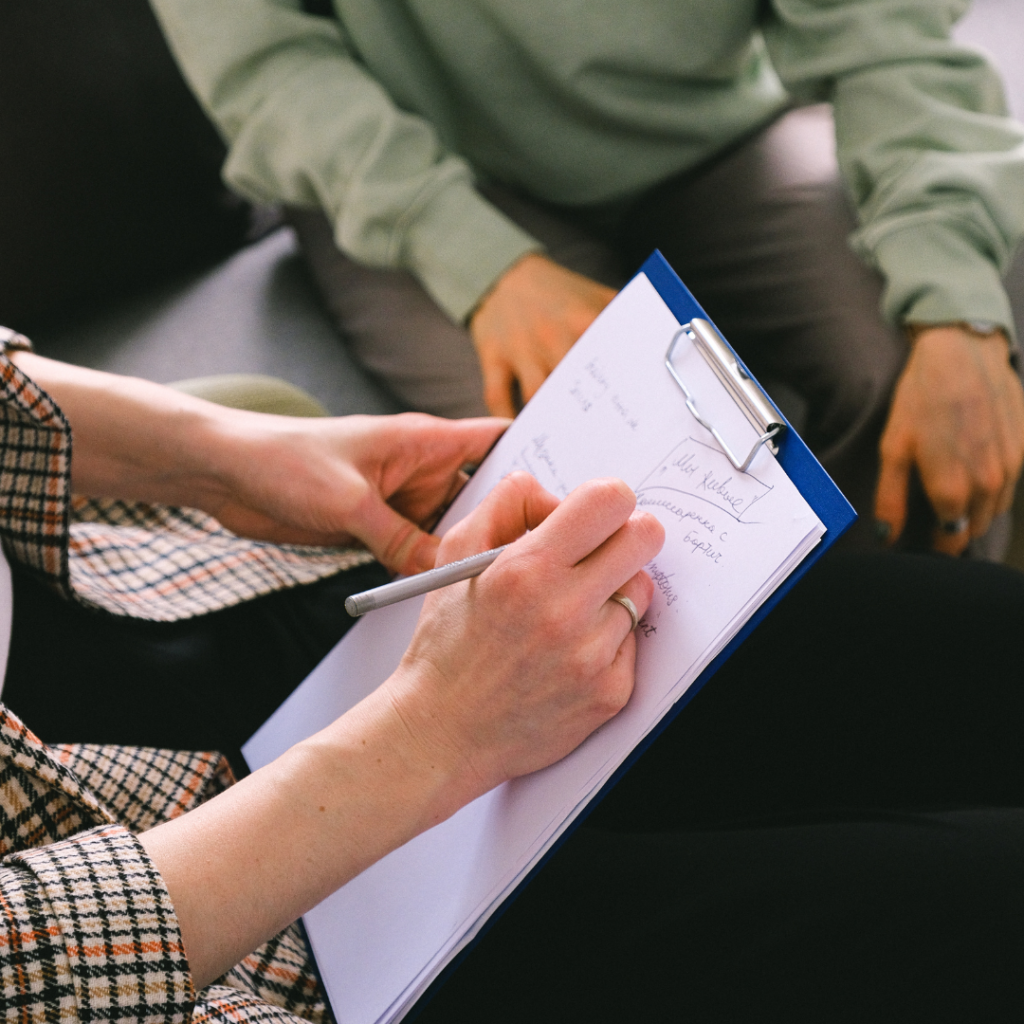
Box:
[393,410,432,431]
[503,470,536,493]
[928,477,969,512]
[538,610,573,650]
[582,477,635,516]
[878,429,911,463]
[568,645,604,684]
[975,464,1005,497]
[635,570,656,611]
[496,559,539,605]
[592,675,632,719]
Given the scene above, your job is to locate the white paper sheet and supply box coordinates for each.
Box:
[244,273,824,1024]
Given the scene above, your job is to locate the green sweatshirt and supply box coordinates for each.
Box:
[152,0,1024,333]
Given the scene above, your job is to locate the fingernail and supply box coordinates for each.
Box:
[873,520,891,543]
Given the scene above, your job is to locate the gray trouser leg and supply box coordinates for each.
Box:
[291,106,898,469]
[620,105,908,544]
[287,190,621,419]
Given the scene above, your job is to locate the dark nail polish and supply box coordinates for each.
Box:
[873,520,891,543]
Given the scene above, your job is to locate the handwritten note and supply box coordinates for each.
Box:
[510,434,571,498]
[638,437,773,522]
[244,273,826,1024]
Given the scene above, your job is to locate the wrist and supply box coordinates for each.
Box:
[309,679,472,846]
[105,388,243,511]
[13,351,244,508]
[468,252,548,329]
[905,321,1019,369]
[143,678,476,988]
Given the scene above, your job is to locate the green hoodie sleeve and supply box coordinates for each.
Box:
[149,0,540,324]
[763,0,1024,337]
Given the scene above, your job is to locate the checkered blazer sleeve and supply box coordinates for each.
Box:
[1,824,195,1024]
[0,706,330,1024]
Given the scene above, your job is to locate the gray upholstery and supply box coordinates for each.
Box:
[33,228,400,418]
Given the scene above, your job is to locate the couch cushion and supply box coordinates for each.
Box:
[31,228,401,418]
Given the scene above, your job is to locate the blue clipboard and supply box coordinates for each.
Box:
[406,250,857,1019]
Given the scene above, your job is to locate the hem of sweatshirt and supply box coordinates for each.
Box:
[858,219,1017,344]
[401,180,545,324]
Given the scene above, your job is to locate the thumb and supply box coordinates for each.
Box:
[874,434,912,544]
[354,492,440,575]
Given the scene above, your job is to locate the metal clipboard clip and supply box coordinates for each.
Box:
[666,318,785,473]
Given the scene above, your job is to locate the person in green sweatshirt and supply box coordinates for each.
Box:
[152,0,1024,555]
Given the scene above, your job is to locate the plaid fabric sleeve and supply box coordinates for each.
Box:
[0,705,331,1024]
[3,824,194,1024]
[67,498,374,622]
[0,352,72,599]
[217,924,330,1024]
[0,707,113,857]
[194,983,327,1024]
[49,743,236,834]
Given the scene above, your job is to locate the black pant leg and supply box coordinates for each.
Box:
[415,550,1024,1021]
[417,809,1024,1024]
[590,550,1024,830]
[3,560,389,775]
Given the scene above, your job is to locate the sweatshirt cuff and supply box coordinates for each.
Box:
[401,180,544,324]
[859,219,1018,345]
[11,824,195,1023]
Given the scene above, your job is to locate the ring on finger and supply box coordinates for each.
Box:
[939,515,970,535]
[610,592,639,631]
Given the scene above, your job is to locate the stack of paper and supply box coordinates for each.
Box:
[244,272,826,1024]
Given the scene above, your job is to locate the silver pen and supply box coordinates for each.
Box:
[344,544,508,617]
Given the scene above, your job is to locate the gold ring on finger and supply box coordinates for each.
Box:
[610,592,639,631]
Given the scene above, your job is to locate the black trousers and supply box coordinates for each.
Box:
[4,558,390,774]
[6,551,1024,1020]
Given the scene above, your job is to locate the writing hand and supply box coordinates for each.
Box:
[469,253,617,417]
[874,326,1024,554]
[386,472,664,811]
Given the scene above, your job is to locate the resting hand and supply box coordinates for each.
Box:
[874,326,1024,555]
[207,412,508,575]
[6,352,507,577]
[469,253,616,417]
[381,472,664,815]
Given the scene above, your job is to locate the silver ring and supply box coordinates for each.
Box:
[939,515,970,535]
[610,593,639,631]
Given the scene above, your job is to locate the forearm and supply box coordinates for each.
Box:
[138,475,659,987]
[139,686,460,989]
[11,352,242,508]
